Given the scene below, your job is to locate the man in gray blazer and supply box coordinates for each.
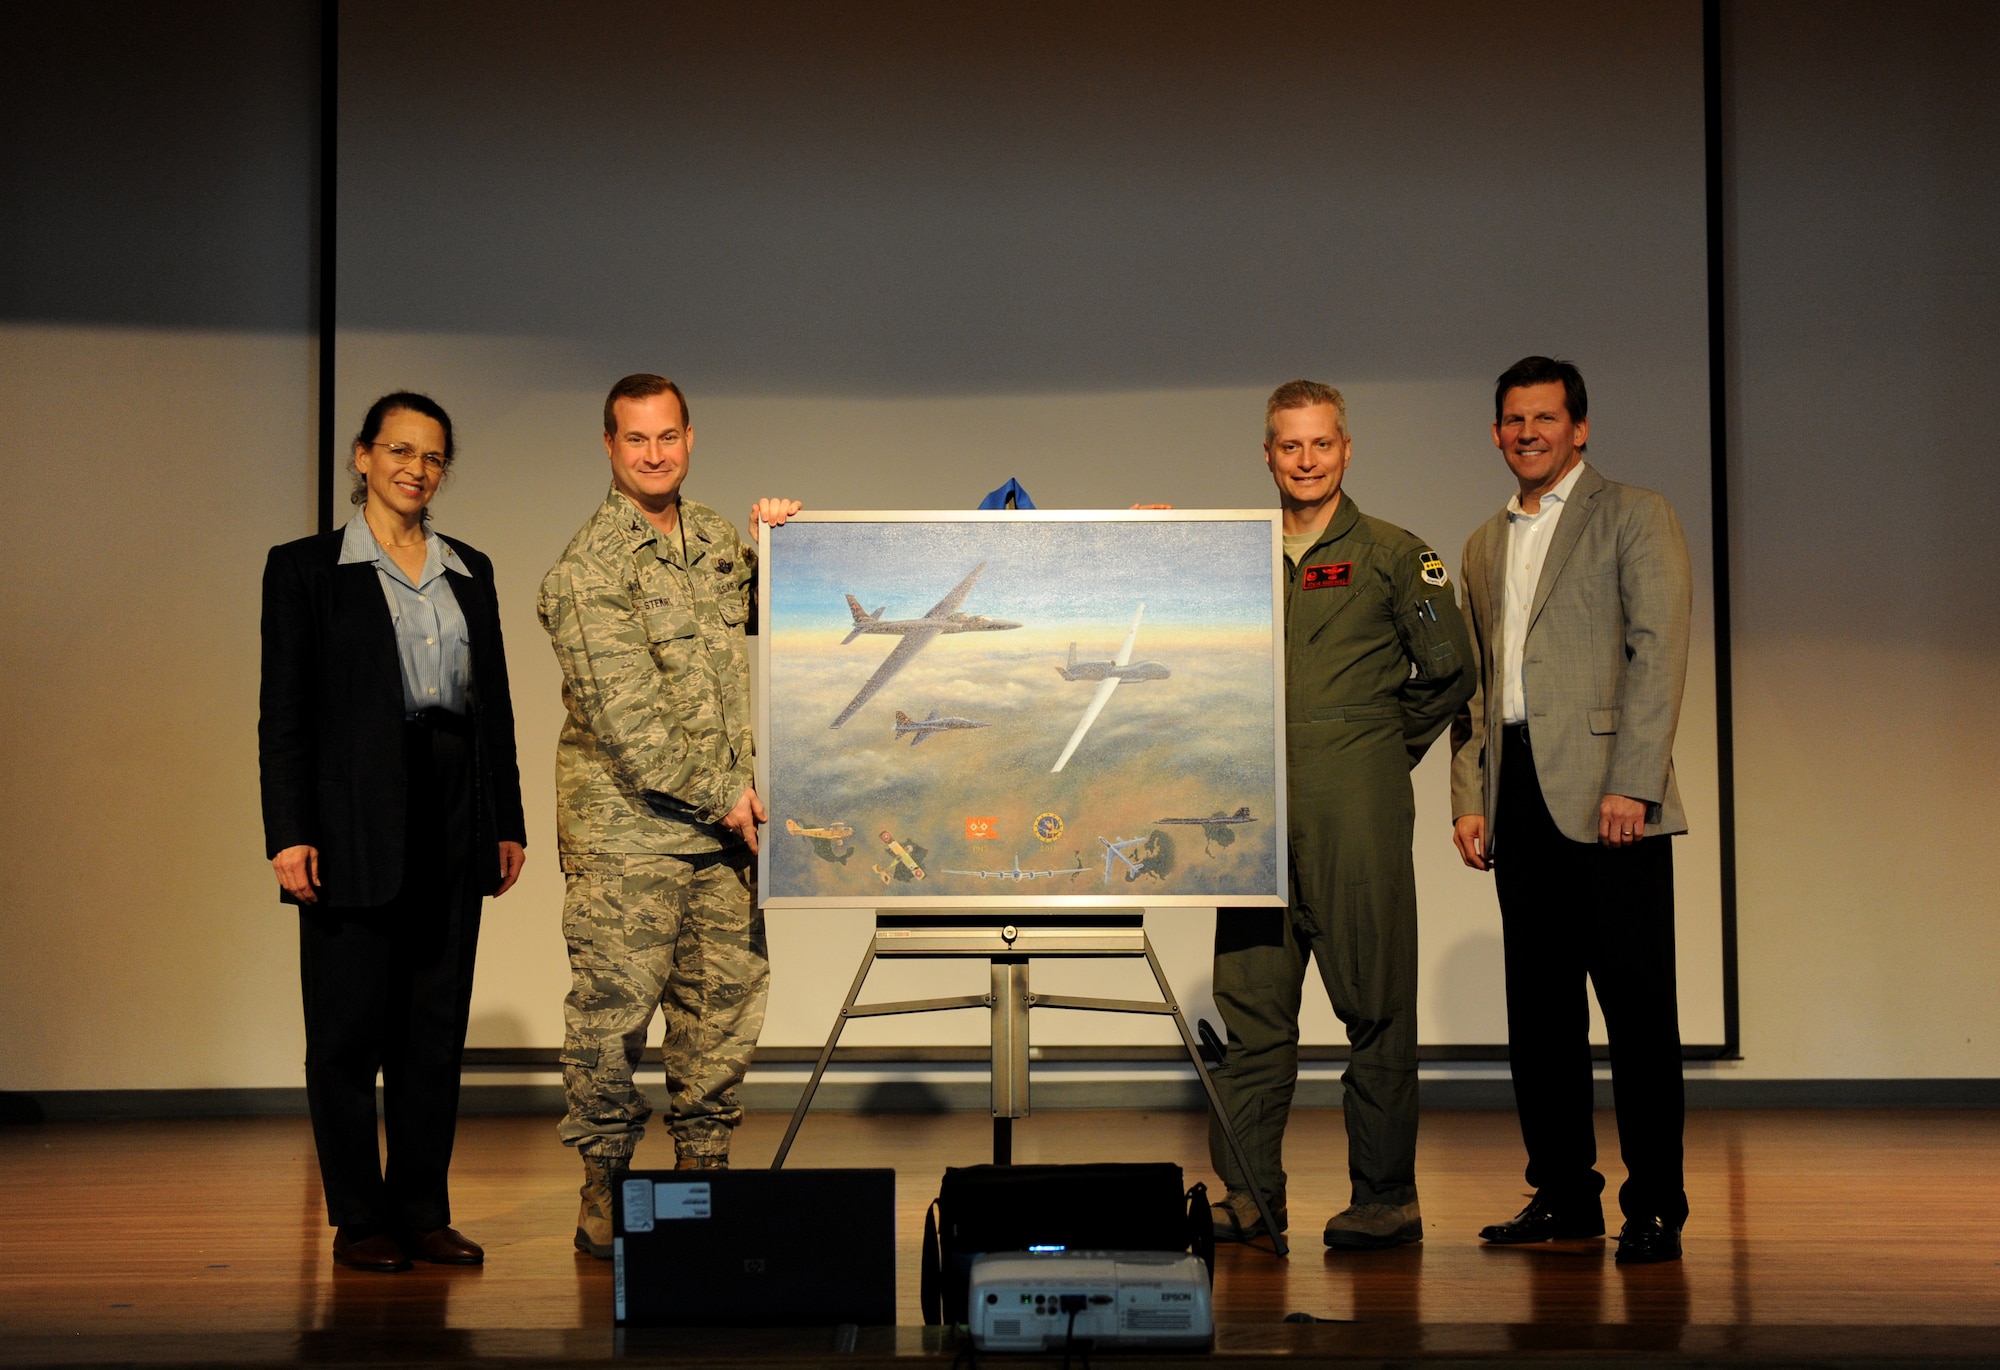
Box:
[1449,356,1692,1265]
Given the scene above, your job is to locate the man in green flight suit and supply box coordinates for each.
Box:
[1208,380,1474,1250]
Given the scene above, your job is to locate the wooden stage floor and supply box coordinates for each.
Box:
[3,1107,1999,1366]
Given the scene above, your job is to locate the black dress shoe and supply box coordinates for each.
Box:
[332,1228,412,1273]
[1614,1216,1682,1264]
[1478,1193,1606,1244]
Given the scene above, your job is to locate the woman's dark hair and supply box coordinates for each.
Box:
[349,391,457,514]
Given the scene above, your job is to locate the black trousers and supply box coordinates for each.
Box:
[299,715,481,1235]
[1494,725,1686,1227]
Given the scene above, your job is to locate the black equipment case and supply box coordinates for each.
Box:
[920,1162,1212,1325]
[614,1168,896,1328]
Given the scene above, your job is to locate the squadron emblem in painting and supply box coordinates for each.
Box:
[759,514,1284,906]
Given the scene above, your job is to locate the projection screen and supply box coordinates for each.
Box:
[333,0,1727,1055]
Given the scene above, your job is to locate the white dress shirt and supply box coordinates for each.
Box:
[1500,460,1587,725]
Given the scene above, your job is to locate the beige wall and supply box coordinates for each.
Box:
[1718,1,2000,1078]
[0,325,316,1089]
[330,0,1727,1055]
[1,1,1994,1092]
[0,3,319,1090]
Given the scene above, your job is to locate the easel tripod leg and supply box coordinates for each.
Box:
[770,942,878,1169]
[1143,938,1289,1257]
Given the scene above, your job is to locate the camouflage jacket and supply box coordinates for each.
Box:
[539,489,757,858]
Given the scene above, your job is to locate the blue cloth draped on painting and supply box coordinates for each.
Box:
[977,479,1036,511]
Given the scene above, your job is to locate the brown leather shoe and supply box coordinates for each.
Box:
[404,1226,484,1265]
[332,1228,412,1273]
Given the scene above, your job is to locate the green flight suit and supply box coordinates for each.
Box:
[1208,496,1474,1210]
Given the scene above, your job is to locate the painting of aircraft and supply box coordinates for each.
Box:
[785,818,856,865]
[831,563,1022,729]
[892,708,991,745]
[872,829,928,883]
[1098,834,1146,881]
[1156,806,1258,853]
[785,819,855,841]
[1097,830,1176,883]
[756,512,1285,907]
[941,852,1087,881]
[1156,807,1255,827]
[1051,603,1171,772]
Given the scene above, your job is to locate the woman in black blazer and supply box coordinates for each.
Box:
[259,392,526,1274]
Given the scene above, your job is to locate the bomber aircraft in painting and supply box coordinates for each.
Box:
[892,708,991,746]
[941,852,1087,881]
[1051,603,1171,772]
[1099,831,1176,883]
[831,563,1022,729]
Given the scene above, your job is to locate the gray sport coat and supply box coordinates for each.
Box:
[1449,463,1692,848]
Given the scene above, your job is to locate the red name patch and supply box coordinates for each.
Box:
[1302,561,1352,590]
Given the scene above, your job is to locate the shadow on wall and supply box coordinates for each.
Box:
[857,1080,954,1115]
[464,1010,534,1049]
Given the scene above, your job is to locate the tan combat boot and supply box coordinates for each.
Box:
[575,1155,627,1259]
[1210,1187,1287,1242]
[1322,1200,1423,1250]
[675,1155,727,1170]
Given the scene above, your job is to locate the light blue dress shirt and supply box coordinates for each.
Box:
[339,517,473,714]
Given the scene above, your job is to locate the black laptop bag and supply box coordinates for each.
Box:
[920,1162,1213,1325]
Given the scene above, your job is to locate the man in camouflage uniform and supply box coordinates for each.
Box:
[1207,381,1474,1251]
[538,372,798,1258]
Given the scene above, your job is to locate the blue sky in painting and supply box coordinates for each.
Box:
[766,516,1276,635]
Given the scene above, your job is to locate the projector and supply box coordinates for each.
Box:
[967,1250,1212,1351]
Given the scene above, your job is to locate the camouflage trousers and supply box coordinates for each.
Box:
[557,849,767,1164]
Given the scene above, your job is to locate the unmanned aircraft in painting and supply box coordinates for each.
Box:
[831,563,1021,729]
[892,708,991,746]
[1051,603,1171,771]
[941,852,1087,881]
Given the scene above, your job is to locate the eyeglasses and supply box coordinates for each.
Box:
[370,442,450,474]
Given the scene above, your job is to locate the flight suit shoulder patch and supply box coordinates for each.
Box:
[1417,549,1448,587]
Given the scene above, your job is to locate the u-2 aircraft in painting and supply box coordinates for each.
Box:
[1051,603,1171,772]
[941,852,1088,881]
[831,562,1022,728]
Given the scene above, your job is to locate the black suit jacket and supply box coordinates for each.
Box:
[259,528,528,907]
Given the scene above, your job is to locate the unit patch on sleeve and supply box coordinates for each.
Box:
[1417,550,1448,587]
[1302,561,1352,590]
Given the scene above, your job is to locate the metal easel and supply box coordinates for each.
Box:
[767,909,1289,1257]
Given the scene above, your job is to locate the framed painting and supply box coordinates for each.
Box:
[755,510,1287,908]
